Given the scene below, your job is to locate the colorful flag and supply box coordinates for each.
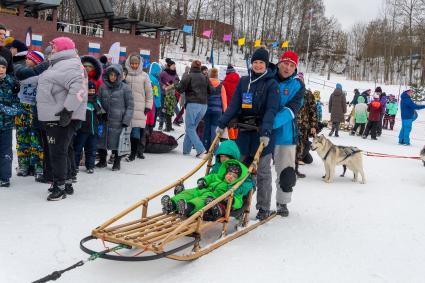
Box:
[31,34,42,51]
[272,41,279,48]
[238,37,246,46]
[108,42,121,64]
[119,47,127,64]
[202,29,213,38]
[182,24,192,34]
[254,39,261,47]
[223,33,232,42]
[281,41,289,48]
[88,42,101,58]
[140,49,151,69]
[25,27,32,48]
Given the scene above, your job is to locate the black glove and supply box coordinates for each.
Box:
[54,108,73,127]
[122,123,128,128]
[144,108,150,115]
[197,179,207,189]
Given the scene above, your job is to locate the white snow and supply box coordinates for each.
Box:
[1,74,425,283]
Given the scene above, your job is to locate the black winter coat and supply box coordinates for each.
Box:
[175,68,214,105]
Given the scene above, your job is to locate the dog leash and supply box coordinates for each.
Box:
[364,151,422,160]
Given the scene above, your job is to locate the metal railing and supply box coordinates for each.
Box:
[56,22,104,38]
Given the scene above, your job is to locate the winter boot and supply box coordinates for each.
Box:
[164,115,174,132]
[17,167,30,177]
[126,138,138,162]
[47,184,66,201]
[328,128,334,137]
[112,155,121,171]
[256,208,273,221]
[161,195,175,214]
[203,197,224,221]
[107,153,115,164]
[334,127,339,137]
[276,203,289,217]
[176,199,194,217]
[95,150,107,168]
[0,180,10,187]
[65,183,74,195]
[174,183,185,195]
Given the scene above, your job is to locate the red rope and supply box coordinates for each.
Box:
[365,151,421,160]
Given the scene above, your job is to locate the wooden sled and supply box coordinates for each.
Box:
[80,135,276,261]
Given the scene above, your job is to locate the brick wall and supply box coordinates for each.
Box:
[1,13,160,61]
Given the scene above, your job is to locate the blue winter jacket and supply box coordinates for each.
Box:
[273,72,305,145]
[217,67,280,156]
[400,91,425,120]
[149,62,162,108]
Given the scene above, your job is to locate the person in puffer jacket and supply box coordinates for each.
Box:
[398,89,425,145]
[97,64,134,170]
[383,94,398,130]
[73,81,104,174]
[36,37,88,201]
[203,67,227,149]
[14,50,45,181]
[0,56,20,187]
[149,62,162,128]
[350,95,368,136]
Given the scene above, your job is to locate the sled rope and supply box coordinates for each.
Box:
[364,151,421,160]
[32,244,126,283]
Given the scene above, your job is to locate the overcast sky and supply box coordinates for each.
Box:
[322,0,383,31]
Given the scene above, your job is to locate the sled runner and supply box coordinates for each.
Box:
[80,135,275,261]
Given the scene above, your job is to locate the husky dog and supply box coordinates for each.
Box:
[311,135,366,184]
[420,146,425,166]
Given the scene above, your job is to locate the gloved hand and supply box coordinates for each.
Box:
[144,108,150,115]
[122,123,128,128]
[260,136,270,147]
[197,178,208,189]
[216,127,225,136]
[55,108,73,127]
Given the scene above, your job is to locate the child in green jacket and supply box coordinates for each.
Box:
[161,159,248,220]
[383,94,398,130]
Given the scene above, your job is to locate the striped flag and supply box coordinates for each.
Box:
[88,42,101,58]
[31,34,42,51]
[119,47,126,64]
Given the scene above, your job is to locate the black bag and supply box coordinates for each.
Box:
[145,130,178,153]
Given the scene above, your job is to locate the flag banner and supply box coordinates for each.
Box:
[182,24,192,34]
[281,41,289,48]
[202,29,212,38]
[223,33,232,42]
[272,41,279,48]
[88,42,101,58]
[108,42,121,64]
[238,37,246,46]
[31,34,42,51]
[254,39,261,47]
[140,49,151,69]
[119,47,127,64]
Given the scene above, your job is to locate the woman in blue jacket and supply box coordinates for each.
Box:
[398,89,425,145]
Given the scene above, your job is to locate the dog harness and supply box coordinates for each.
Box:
[323,146,361,162]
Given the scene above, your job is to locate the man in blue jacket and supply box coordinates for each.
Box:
[398,89,425,145]
[216,47,280,220]
[272,51,304,217]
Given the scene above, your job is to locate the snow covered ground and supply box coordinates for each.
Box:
[1,74,425,283]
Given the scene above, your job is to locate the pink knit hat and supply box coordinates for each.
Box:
[51,37,75,52]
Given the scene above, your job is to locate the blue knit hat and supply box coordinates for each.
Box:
[336,83,342,90]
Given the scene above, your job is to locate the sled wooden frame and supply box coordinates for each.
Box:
[81,134,275,261]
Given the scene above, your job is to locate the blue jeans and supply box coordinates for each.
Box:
[202,111,221,150]
[0,128,13,182]
[399,119,413,144]
[183,103,207,155]
[74,131,98,169]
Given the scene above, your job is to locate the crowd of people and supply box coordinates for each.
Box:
[1,22,424,220]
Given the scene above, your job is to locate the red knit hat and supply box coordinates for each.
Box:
[26,50,44,65]
[278,50,298,66]
[51,37,75,52]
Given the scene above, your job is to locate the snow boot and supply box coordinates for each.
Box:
[276,203,289,217]
[164,116,174,132]
[256,208,273,221]
[203,197,224,221]
[126,138,138,162]
[0,180,10,187]
[161,195,175,214]
[174,183,185,195]
[95,150,107,168]
[17,167,30,177]
[65,183,74,195]
[176,199,194,217]
[112,156,121,171]
[47,185,66,201]
[107,153,115,164]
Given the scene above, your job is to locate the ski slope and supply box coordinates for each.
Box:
[1,75,424,283]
